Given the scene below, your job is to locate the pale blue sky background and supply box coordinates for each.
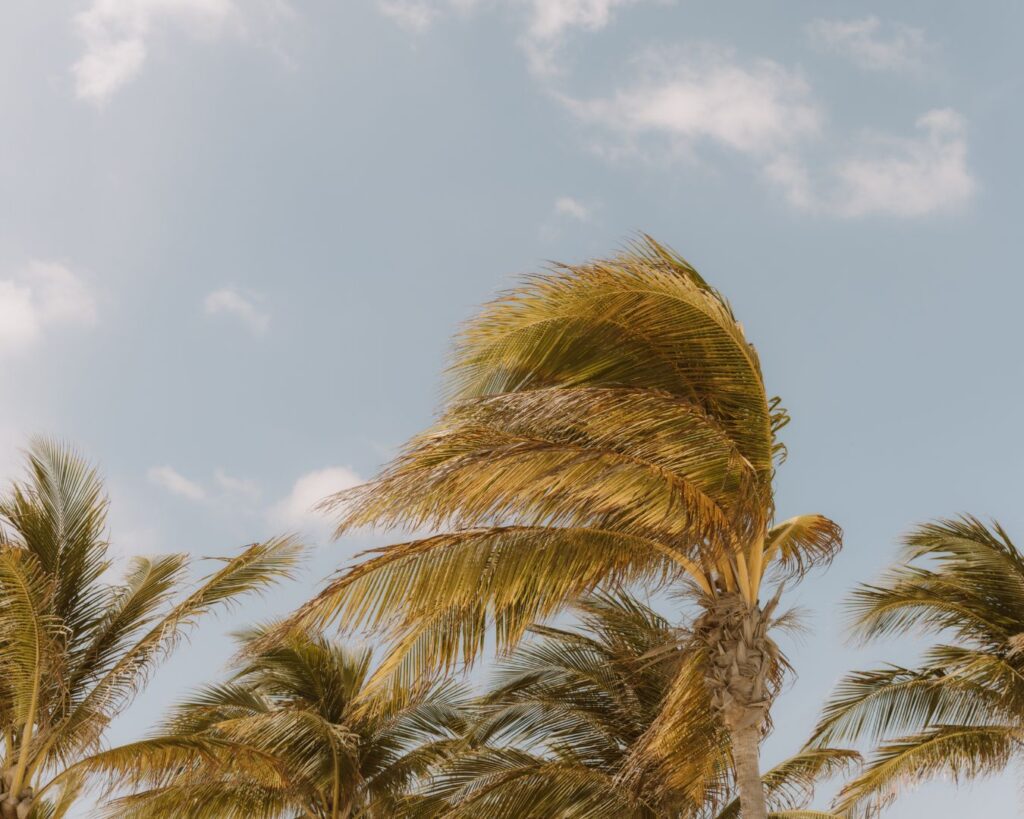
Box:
[2,1,1023,815]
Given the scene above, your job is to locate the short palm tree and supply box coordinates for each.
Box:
[807,516,1024,814]
[423,591,856,818]
[288,237,843,818]
[0,440,302,819]
[77,625,468,819]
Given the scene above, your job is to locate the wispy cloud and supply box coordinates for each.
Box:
[72,0,294,104]
[521,0,647,75]
[554,196,591,221]
[214,468,261,501]
[805,16,931,73]
[73,0,238,104]
[269,466,363,533]
[564,46,820,162]
[0,262,98,356]
[768,109,974,217]
[830,109,975,217]
[147,465,206,501]
[561,44,974,219]
[374,0,659,74]
[146,463,269,512]
[377,0,440,33]
[203,287,270,334]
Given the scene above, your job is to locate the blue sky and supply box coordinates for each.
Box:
[2,1,1023,815]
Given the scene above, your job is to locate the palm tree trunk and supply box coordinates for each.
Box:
[699,592,780,819]
[725,709,768,819]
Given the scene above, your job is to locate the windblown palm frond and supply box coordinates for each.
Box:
[76,625,468,819]
[288,237,841,819]
[420,592,855,819]
[0,439,303,818]
[809,516,1024,814]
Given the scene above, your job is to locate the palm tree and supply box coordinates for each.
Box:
[809,516,1024,814]
[76,625,468,818]
[424,591,856,818]
[0,439,302,819]
[286,237,843,818]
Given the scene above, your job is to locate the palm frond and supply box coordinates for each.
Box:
[833,724,1021,814]
[764,515,843,580]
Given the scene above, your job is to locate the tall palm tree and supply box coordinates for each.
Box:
[285,237,843,818]
[76,625,468,819]
[423,591,856,818]
[0,439,302,819]
[809,516,1024,814]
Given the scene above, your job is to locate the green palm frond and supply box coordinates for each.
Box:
[287,238,842,819]
[834,725,1021,814]
[763,516,843,581]
[446,236,773,477]
[48,536,304,770]
[848,516,1024,645]
[0,438,111,642]
[66,554,190,692]
[426,591,848,819]
[814,516,1024,814]
[87,625,469,819]
[0,440,306,818]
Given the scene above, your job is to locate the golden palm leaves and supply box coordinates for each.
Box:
[296,238,839,675]
[808,517,1024,814]
[0,440,303,818]
[74,626,468,819]
[281,237,841,818]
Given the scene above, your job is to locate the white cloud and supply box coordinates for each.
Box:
[806,16,930,73]
[522,0,645,74]
[554,196,591,221]
[0,262,98,356]
[374,0,655,73]
[72,0,293,104]
[214,468,260,501]
[829,109,975,217]
[203,287,270,334]
[270,466,363,532]
[562,44,974,219]
[378,0,439,32]
[565,47,820,158]
[73,0,236,103]
[767,109,975,218]
[147,465,206,501]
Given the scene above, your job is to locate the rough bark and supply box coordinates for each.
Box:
[697,591,783,819]
[0,769,32,819]
[725,710,768,819]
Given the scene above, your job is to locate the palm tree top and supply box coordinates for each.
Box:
[809,516,1024,814]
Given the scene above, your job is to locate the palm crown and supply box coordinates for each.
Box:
[809,516,1024,814]
[0,440,301,819]
[286,237,842,817]
[80,625,468,819]
[422,591,856,818]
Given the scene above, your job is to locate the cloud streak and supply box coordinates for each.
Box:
[0,262,97,356]
[561,46,974,219]
[147,465,206,501]
[565,47,820,158]
[73,0,239,104]
[203,287,270,334]
[806,16,931,73]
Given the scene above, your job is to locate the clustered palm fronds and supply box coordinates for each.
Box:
[2,238,1014,818]
[284,237,842,818]
[808,517,1024,815]
[0,440,302,819]
[421,591,856,819]
[75,625,468,819]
